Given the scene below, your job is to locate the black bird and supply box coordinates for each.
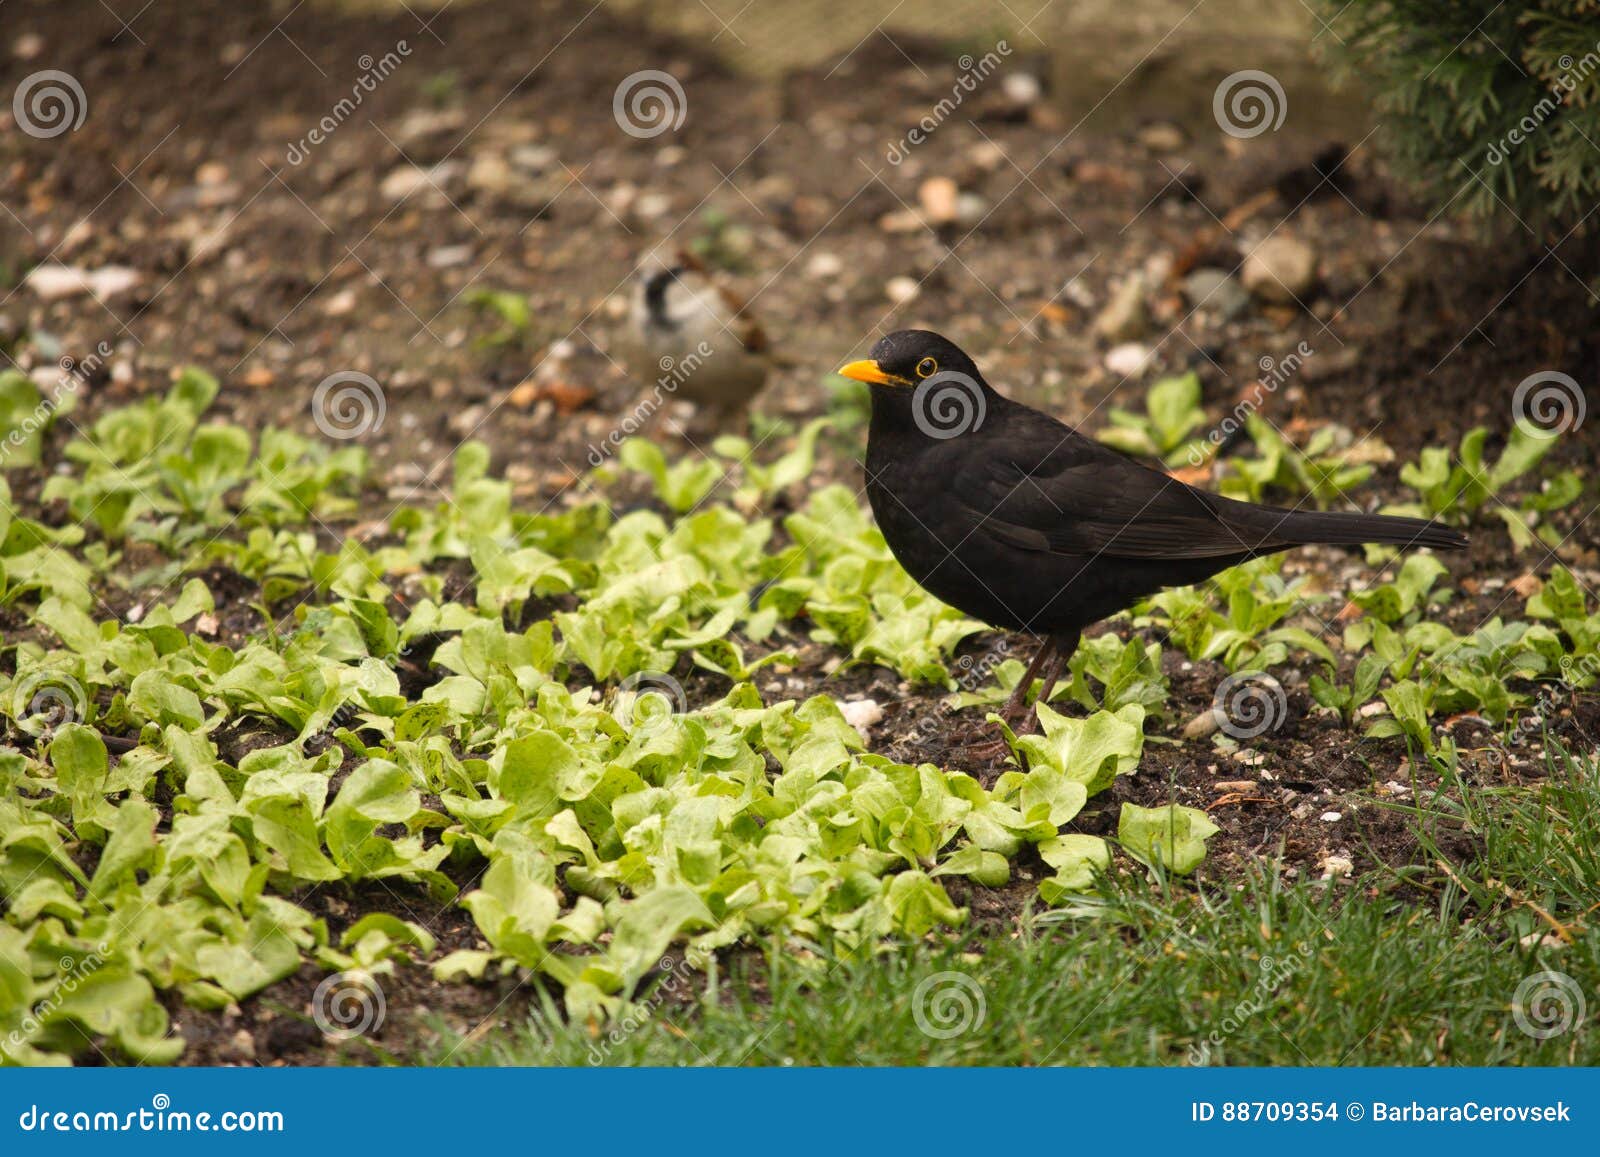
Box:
[838,330,1467,728]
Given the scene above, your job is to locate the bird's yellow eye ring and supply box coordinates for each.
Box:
[916,357,938,378]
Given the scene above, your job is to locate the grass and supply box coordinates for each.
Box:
[444,741,1600,1066]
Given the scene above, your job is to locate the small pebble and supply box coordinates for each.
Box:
[1320,854,1354,879]
[216,1028,257,1064]
[1002,72,1042,107]
[1242,236,1318,304]
[1094,273,1149,342]
[1182,267,1251,320]
[918,176,959,225]
[955,192,988,226]
[325,288,358,316]
[427,244,474,269]
[634,192,672,220]
[840,699,884,740]
[1136,121,1187,152]
[24,264,142,301]
[1103,342,1152,377]
[381,165,433,200]
[806,253,843,279]
[885,276,921,304]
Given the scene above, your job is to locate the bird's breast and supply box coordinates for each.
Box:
[865,451,969,582]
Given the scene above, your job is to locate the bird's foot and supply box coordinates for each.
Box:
[994,700,1042,739]
[956,705,1038,763]
[959,735,1012,762]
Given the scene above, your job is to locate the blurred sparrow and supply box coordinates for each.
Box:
[622,248,771,428]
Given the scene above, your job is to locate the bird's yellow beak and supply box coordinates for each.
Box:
[837,359,908,386]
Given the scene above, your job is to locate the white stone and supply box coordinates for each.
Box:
[885,276,921,304]
[1103,342,1151,377]
[840,699,885,740]
[24,264,141,301]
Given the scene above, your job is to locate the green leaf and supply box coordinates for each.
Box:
[1038,834,1111,902]
[89,801,158,898]
[1019,767,1089,827]
[884,871,965,937]
[1118,803,1219,875]
[931,844,1010,887]
[606,886,714,990]
[128,670,205,729]
[1011,702,1145,795]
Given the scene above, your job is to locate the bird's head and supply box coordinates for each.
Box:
[638,264,686,330]
[837,330,995,438]
[837,330,980,389]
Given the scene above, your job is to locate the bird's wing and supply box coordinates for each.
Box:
[954,418,1276,561]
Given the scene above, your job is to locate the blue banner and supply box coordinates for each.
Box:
[1,1068,1595,1153]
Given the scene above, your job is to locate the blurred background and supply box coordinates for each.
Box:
[0,0,1593,507]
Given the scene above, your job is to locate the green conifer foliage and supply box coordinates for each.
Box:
[1315,1,1600,232]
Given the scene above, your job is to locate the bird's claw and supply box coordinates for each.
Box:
[955,737,1014,775]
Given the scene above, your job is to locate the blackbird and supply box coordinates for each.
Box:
[838,330,1467,726]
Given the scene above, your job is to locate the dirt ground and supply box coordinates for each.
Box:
[2,0,1597,1064]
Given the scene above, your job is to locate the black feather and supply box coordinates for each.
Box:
[859,330,1467,640]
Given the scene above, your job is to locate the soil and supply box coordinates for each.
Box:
[2,0,1597,1065]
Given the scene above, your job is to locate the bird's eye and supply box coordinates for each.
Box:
[916,357,938,378]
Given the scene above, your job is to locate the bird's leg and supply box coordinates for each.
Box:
[998,638,1056,726]
[960,638,1060,761]
[960,636,1062,764]
[959,633,1084,769]
[1033,630,1080,709]
[1006,632,1076,738]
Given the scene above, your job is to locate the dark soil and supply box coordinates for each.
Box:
[2,0,1596,1065]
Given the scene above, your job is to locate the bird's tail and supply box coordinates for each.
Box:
[1241,506,1468,551]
